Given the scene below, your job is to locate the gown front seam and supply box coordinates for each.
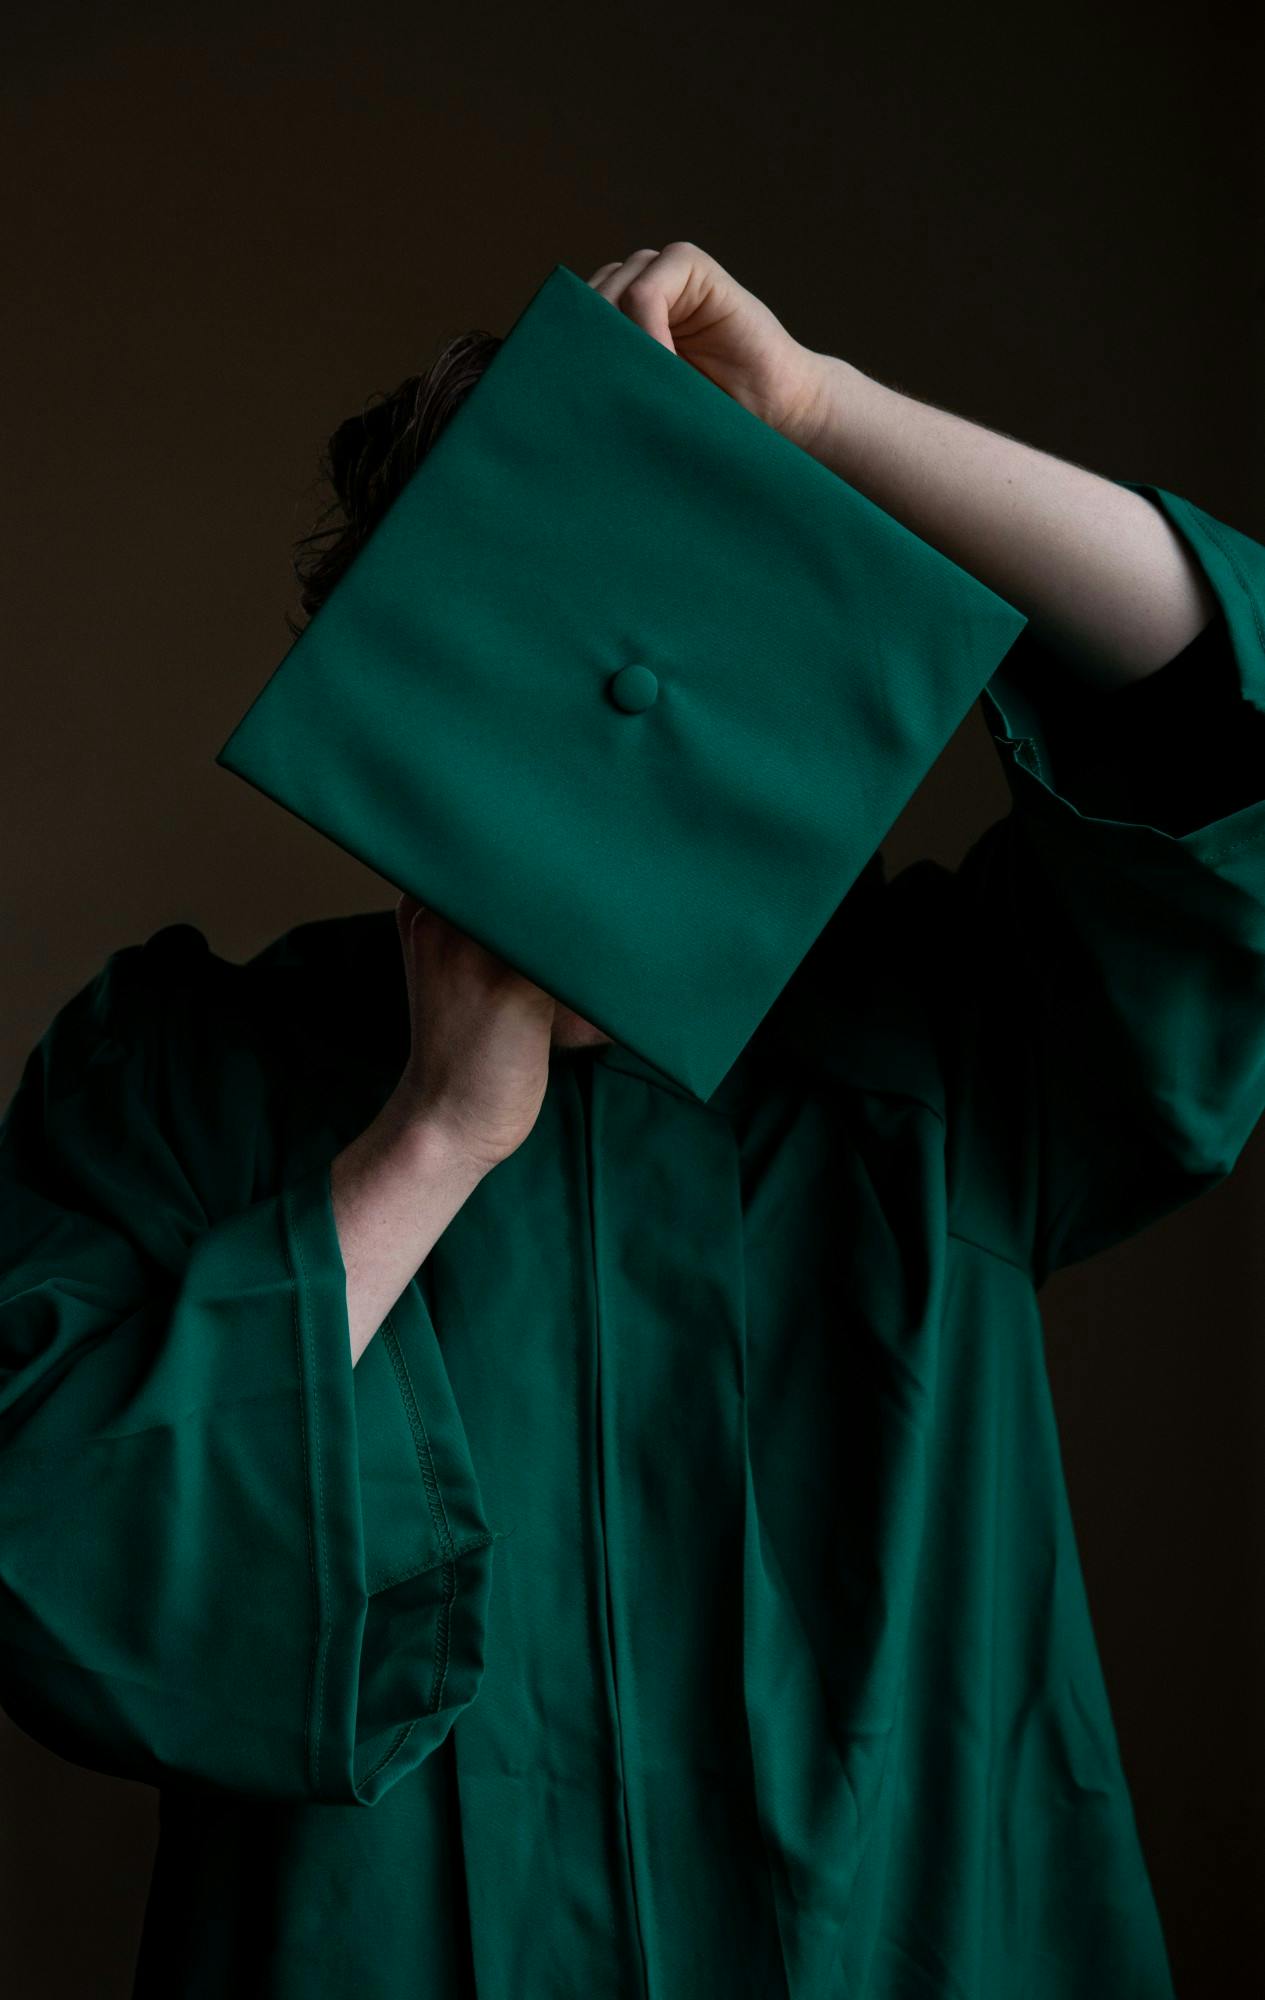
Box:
[579,1058,655,2000]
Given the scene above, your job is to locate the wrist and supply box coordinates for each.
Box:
[369,1088,497,1187]
[778,350,890,476]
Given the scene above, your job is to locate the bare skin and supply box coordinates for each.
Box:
[330,894,613,1365]
[330,240,1217,1367]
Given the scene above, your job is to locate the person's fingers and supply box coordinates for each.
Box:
[587,246,688,351]
[588,247,660,309]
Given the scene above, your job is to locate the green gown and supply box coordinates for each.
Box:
[3,482,1265,1998]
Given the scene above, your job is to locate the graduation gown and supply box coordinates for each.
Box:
[3,481,1265,1999]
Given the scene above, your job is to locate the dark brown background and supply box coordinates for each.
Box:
[2,4,1262,1994]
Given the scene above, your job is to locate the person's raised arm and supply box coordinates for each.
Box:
[586,239,1214,689]
[781,347,1217,689]
[332,893,560,1365]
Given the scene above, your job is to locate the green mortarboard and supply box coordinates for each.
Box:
[214,262,1029,1101]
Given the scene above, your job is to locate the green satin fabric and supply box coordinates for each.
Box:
[4,484,1265,1996]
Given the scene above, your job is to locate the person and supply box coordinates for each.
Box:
[3,243,1264,1999]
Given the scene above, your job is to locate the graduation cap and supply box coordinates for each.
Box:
[214,261,1029,1101]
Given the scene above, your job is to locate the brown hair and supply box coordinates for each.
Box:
[286,328,503,641]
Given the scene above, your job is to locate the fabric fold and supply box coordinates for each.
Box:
[954,479,1265,1278]
[0,928,496,1806]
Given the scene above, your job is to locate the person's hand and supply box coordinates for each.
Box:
[387,891,558,1174]
[586,242,825,447]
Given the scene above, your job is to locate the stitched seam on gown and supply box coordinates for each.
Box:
[283,1184,326,1794]
[357,1719,418,1791]
[356,1537,506,1789]
[381,1313,452,1546]
[382,1314,457,1717]
[367,1529,499,1596]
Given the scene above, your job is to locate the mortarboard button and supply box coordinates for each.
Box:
[214,261,1030,1102]
[607,663,659,713]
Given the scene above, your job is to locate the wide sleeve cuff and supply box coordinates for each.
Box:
[0,1099,499,1809]
[978,478,1265,864]
[949,477,1265,1279]
[281,1155,500,1804]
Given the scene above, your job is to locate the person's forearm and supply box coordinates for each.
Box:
[329,1093,490,1367]
[786,353,1218,693]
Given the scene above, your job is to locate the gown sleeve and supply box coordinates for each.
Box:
[0,929,498,1805]
[948,478,1265,1283]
